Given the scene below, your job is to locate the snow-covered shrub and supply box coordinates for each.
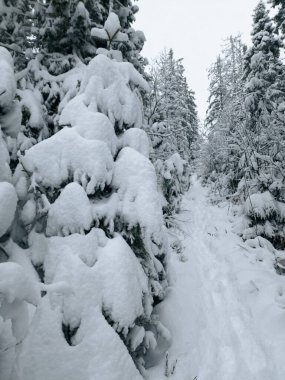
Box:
[239,176,285,248]
[155,153,188,225]
[145,120,192,224]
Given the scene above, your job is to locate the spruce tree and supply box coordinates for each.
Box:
[146,49,198,162]
[145,49,198,222]
[202,35,246,195]
[244,0,282,133]
[241,0,285,246]
[0,0,30,69]
[270,0,285,36]
[206,55,227,129]
[0,5,170,379]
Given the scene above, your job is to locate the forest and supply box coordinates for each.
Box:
[0,1,284,379]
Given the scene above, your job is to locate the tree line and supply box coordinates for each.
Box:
[201,0,285,249]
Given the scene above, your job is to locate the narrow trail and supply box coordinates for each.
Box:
[147,176,282,380]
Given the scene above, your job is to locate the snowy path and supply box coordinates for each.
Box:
[147,176,285,380]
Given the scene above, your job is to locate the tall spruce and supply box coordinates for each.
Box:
[0,3,170,379]
[202,35,246,195]
[240,0,285,247]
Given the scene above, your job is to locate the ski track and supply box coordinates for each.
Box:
[147,176,281,380]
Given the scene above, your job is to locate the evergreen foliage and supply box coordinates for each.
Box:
[202,1,285,248]
[270,0,285,36]
[146,49,199,162]
[0,0,31,68]
[201,35,246,196]
[0,3,170,379]
[241,0,285,246]
[145,49,199,221]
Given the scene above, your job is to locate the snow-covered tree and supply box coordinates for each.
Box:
[33,0,145,75]
[202,2,285,248]
[243,0,282,133]
[270,0,285,36]
[240,0,285,246]
[202,35,246,196]
[37,1,95,66]
[0,0,30,68]
[145,49,198,220]
[146,49,198,161]
[0,7,170,379]
[206,55,227,129]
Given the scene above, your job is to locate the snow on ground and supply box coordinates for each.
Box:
[147,175,285,380]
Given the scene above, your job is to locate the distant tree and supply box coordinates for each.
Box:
[145,49,198,222]
[202,35,246,195]
[206,55,227,129]
[146,49,199,162]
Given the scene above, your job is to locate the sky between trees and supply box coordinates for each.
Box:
[134,0,260,120]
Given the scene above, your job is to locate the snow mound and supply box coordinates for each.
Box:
[82,52,149,93]
[104,12,127,41]
[14,300,143,380]
[80,54,149,129]
[0,101,21,137]
[113,147,164,240]
[91,12,128,43]
[0,182,17,237]
[163,153,186,179]
[0,262,40,306]
[93,234,148,329]
[22,127,113,194]
[120,128,150,158]
[21,230,149,379]
[41,228,106,270]
[18,89,45,130]
[30,230,147,331]
[46,183,93,237]
[0,47,14,67]
[96,48,123,62]
[21,199,36,226]
[0,133,12,182]
[60,96,117,155]
[0,48,16,111]
[245,191,277,219]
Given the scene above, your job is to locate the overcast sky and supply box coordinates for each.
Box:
[134,0,260,121]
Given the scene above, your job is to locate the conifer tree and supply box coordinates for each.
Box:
[145,49,198,222]
[202,35,246,195]
[243,0,283,133]
[0,4,170,379]
[146,49,198,161]
[241,0,285,246]
[270,0,285,36]
[206,55,227,129]
[0,0,30,68]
